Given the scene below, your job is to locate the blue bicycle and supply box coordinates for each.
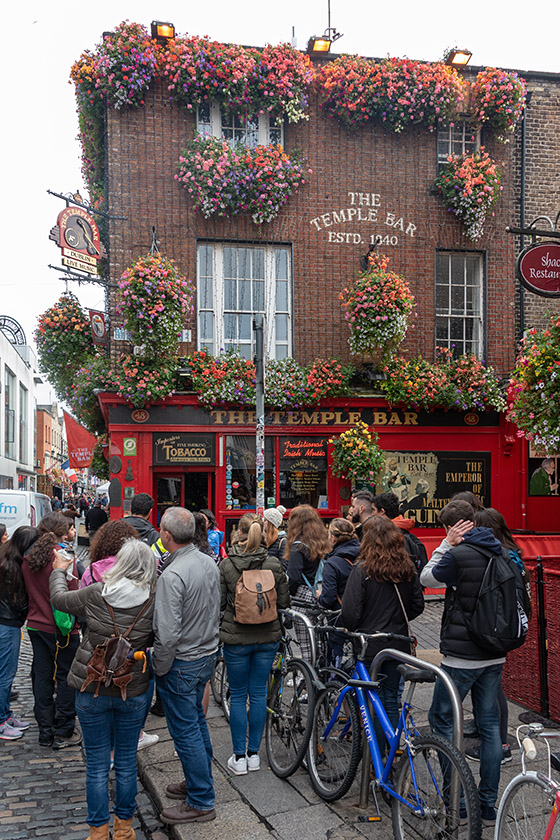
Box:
[306,629,480,840]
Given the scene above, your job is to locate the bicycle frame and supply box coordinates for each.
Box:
[322,659,424,811]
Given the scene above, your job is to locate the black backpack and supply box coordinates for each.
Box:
[457,547,530,655]
[402,531,428,573]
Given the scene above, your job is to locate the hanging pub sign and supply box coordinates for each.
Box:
[88,310,107,345]
[49,206,106,276]
[516,241,560,298]
[153,433,215,466]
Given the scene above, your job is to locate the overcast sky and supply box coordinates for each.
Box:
[2,0,558,396]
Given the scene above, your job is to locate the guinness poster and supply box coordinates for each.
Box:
[153,433,215,466]
[382,451,491,527]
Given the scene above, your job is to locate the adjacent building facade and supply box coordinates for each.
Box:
[0,333,41,491]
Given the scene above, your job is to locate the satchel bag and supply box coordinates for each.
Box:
[234,566,277,624]
[81,596,153,701]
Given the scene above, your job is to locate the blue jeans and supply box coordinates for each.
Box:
[76,688,151,826]
[223,642,279,756]
[429,663,503,808]
[0,624,21,722]
[156,654,216,811]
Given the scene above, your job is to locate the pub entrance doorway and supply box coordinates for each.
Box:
[154,470,215,524]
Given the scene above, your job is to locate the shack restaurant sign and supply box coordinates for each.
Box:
[516,242,560,297]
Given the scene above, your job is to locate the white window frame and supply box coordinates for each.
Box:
[437,120,480,170]
[197,242,292,360]
[196,102,284,148]
[435,251,485,357]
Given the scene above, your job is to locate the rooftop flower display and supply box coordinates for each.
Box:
[435,148,503,240]
[507,312,560,453]
[94,20,160,109]
[317,54,467,132]
[176,135,311,225]
[116,254,194,357]
[472,68,527,137]
[339,253,415,358]
[329,421,386,485]
[162,37,313,122]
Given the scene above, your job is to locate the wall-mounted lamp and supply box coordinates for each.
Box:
[151,21,176,43]
[307,1,343,56]
[445,48,472,67]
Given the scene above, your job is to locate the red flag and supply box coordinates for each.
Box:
[63,411,97,469]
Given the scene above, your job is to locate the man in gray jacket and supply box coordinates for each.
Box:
[152,507,220,826]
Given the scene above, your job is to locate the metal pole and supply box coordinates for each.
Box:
[253,315,265,517]
[536,558,549,718]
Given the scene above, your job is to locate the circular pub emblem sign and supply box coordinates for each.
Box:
[131,409,149,423]
[516,241,560,298]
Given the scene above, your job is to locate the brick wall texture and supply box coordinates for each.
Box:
[104,65,560,376]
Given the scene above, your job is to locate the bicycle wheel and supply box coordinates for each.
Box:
[495,772,560,840]
[306,681,362,801]
[391,734,481,840]
[265,658,315,778]
[211,655,225,706]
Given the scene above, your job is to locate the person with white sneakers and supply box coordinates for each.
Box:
[219,514,290,776]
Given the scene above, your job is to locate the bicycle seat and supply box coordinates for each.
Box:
[397,664,436,683]
[551,753,560,773]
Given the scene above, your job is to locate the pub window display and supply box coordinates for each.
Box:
[528,452,559,496]
[279,437,328,510]
[225,435,275,510]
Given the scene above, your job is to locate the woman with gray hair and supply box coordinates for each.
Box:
[49,538,156,840]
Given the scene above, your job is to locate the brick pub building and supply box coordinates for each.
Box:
[92,31,560,543]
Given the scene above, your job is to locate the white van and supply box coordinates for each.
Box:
[0,490,52,534]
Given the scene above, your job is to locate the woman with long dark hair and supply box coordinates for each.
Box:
[220,514,290,775]
[0,526,38,739]
[193,512,218,562]
[22,512,81,748]
[341,516,424,748]
[285,505,331,661]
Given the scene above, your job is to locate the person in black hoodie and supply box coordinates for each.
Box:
[122,493,159,546]
[318,519,360,610]
[420,499,506,828]
[341,516,424,752]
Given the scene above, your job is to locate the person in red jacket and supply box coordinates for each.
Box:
[22,513,82,749]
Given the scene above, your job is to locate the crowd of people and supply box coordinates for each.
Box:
[0,487,530,837]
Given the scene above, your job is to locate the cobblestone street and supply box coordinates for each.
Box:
[0,591,542,840]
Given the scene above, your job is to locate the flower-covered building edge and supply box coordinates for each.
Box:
[55,21,560,535]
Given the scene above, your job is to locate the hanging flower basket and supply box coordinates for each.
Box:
[329,421,386,485]
[339,253,415,359]
[507,312,560,453]
[176,136,311,225]
[435,149,503,240]
[472,68,527,137]
[35,292,97,397]
[116,254,194,358]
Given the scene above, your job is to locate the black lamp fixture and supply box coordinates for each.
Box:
[151,21,176,43]
[307,0,343,56]
[445,47,472,67]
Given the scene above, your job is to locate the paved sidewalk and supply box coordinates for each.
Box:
[1,585,546,840]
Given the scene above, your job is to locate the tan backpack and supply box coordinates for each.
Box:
[234,567,277,624]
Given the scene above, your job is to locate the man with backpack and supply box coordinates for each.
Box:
[420,499,512,827]
[122,493,160,546]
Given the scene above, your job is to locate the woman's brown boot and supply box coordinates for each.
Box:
[113,816,136,840]
[86,826,110,840]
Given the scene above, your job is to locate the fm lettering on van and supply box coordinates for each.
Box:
[0,503,17,514]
